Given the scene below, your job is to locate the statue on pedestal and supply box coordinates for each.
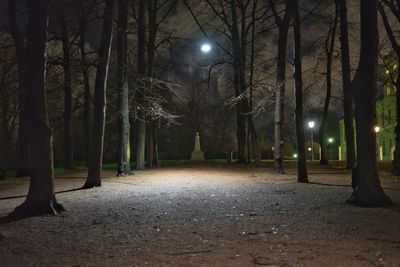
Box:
[191,132,204,161]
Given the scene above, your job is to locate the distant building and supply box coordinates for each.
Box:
[339,54,398,161]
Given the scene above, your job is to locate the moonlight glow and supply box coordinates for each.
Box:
[201,43,211,53]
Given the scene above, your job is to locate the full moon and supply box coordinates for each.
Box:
[201,43,211,53]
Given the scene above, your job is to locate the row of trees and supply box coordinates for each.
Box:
[2,0,398,216]
[5,0,178,216]
[183,0,396,205]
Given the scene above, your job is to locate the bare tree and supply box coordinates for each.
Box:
[270,0,294,173]
[84,0,116,188]
[78,0,92,166]
[293,0,308,183]
[117,0,132,176]
[12,0,64,216]
[135,0,146,170]
[347,0,392,206]
[319,4,338,165]
[336,0,356,169]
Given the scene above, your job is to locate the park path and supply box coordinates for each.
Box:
[0,163,399,266]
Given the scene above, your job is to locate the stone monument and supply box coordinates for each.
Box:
[191,132,204,161]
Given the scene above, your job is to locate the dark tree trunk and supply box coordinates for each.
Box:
[271,1,294,173]
[8,0,30,177]
[12,0,64,217]
[247,115,261,167]
[146,121,154,168]
[247,0,261,167]
[79,0,91,166]
[347,0,392,206]
[337,0,356,169]
[83,0,116,188]
[117,0,132,176]
[230,0,247,163]
[377,1,400,176]
[145,0,158,168]
[319,6,338,165]
[153,124,159,166]
[136,0,146,170]
[60,3,73,170]
[293,0,308,183]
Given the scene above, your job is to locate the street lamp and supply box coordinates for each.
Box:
[375,126,380,160]
[308,121,315,161]
[201,43,211,53]
[328,137,334,160]
[293,153,298,159]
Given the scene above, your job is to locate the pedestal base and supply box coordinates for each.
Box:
[191,151,204,161]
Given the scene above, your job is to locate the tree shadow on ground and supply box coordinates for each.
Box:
[0,187,86,201]
[308,181,400,191]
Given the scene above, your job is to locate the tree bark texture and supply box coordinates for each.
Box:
[136,0,146,170]
[117,0,132,176]
[272,1,294,173]
[84,0,116,188]
[348,0,392,206]
[12,0,64,217]
[337,0,356,169]
[293,0,308,183]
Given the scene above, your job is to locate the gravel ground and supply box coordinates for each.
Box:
[0,163,399,267]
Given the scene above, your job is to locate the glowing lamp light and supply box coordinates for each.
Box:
[308,121,315,129]
[201,43,211,53]
[374,126,380,133]
[308,147,312,151]
[293,153,298,158]
[386,69,390,75]
[328,137,334,143]
[393,64,397,70]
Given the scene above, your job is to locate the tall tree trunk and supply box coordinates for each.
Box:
[293,0,308,183]
[8,0,30,177]
[347,0,391,206]
[146,121,154,167]
[79,0,91,166]
[230,0,247,163]
[12,0,64,216]
[319,6,338,165]
[337,0,356,169]
[60,3,73,170]
[136,0,146,170]
[271,1,293,173]
[117,0,132,176]
[153,123,159,166]
[84,0,116,188]
[146,0,158,168]
[247,0,261,167]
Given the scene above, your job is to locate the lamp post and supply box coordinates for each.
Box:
[375,126,380,160]
[328,137,334,160]
[308,121,315,161]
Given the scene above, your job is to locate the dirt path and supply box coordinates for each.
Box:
[0,164,399,266]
